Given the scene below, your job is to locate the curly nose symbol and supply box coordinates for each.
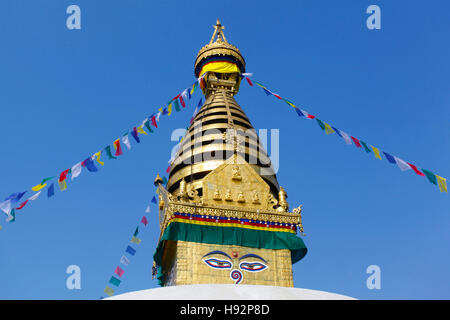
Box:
[230,269,242,284]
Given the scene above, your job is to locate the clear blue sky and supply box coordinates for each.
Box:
[0,0,448,300]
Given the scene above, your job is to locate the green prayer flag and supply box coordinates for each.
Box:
[360,141,371,153]
[316,119,325,131]
[422,169,437,185]
[174,99,181,112]
[109,276,121,287]
[105,146,116,160]
[162,176,168,185]
[144,121,154,133]
[9,209,15,223]
[134,226,139,237]
[41,176,55,184]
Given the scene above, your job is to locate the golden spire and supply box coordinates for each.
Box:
[209,19,228,44]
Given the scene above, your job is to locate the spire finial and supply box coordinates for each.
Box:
[209,18,227,44]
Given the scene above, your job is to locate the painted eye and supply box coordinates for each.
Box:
[239,261,268,272]
[203,258,232,269]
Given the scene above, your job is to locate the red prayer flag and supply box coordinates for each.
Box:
[246,77,253,86]
[179,96,185,108]
[408,163,425,176]
[306,114,315,119]
[351,136,362,148]
[151,116,158,128]
[166,165,171,173]
[114,139,123,156]
[16,200,29,210]
[141,216,148,226]
[114,266,125,278]
[59,169,70,182]
[273,93,282,100]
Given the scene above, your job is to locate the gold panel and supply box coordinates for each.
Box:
[167,241,293,287]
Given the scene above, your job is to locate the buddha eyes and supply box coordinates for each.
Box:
[203,258,232,269]
[239,261,268,272]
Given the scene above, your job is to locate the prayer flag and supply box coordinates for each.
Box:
[71,162,82,180]
[360,141,372,153]
[137,125,148,135]
[126,245,136,256]
[436,175,447,193]
[32,177,53,192]
[131,127,140,143]
[179,96,185,108]
[131,236,142,244]
[93,151,105,166]
[105,146,116,160]
[7,209,15,223]
[28,191,41,201]
[83,157,98,172]
[104,286,114,297]
[151,116,158,128]
[156,111,161,122]
[162,107,169,115]
[167,103,172,116]
[113,139,123,156]
[383,152,396,164]
[263,88,272,96]
[120,255,130,266]
[407,163,425,176]
[16,200,28,210]
[324,122,334,135]
[151,196,157,204]
[174,99,181,112]
[294,108,304,117]
[145,206,150,213]
[394,157,411,171]
[141,216,148,226]
[122,135,131,150]
[371,146,382,160]
[190,82,198,95]
[5,191,27,203]
[133,227,139,237]
[246,77,253,86]
[114,266,125,278]
[47,183,55,198]
[58,180,67,191]
[144,120,154,134]
[0,200,12,215]
[166,165,171,173]
[351,136,362,148]
[109,276,121,287]
[422,169,437,185]
[316,119,326,131]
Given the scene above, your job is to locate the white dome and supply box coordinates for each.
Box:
[105,284,355,300]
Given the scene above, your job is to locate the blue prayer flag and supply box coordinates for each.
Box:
[383,152,396,164]
[263,88,272,96]
[83,157,98,172]
[151,196,157,204]
[5,191,27,203]
[126,245,136,256]
[47,183,55,198]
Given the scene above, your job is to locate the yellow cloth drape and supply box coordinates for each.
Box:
[200,61,239,76]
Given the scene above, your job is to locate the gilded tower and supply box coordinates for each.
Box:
[153,20,307,287]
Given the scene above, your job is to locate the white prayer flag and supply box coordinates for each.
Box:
[122,135,131,150]
[0,200,12,215]
[394,156,412,171]
[120,255,130,266]
[71,162,82,180]
[340,131,353,145]
[28,191,42,201]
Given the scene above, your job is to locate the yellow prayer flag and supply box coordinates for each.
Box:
[436,175,448,193]
[104,286,114,297]
[32,183,47,192]
[324,123,334,135]
[94,152,104,166]
[371,145,382,160]
[131,236,142,244]
[58,180,67,191]
[167,103,172,116]
[137,125,148,135]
